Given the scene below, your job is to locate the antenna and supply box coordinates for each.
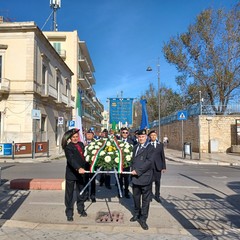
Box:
[50,0,61,31]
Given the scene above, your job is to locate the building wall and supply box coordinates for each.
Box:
[0,22,73,150]
[159,115,240,153]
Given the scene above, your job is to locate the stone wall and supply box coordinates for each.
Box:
[155,115,240,153]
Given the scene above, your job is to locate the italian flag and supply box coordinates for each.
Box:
[75,89,85,143]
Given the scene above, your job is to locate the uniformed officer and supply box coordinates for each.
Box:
[130,129,154,230]
[148,130,166,203]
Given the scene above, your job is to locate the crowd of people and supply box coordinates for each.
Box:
[61,126,166,230]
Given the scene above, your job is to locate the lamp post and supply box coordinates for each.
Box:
[146,57,161,140]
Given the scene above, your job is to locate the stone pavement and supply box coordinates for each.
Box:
[0,148,240,239]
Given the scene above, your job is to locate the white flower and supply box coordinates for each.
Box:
[124,148,130,153]
[84,150,88,156]
[95,145,100,149]
[99,151,105,156]
[126,155,132,161]
[104,156,111,163]
[91,156,95,161]
[119,143,124,147]
[88,146,94,150]
[106,141,111,146]
[130,152,133,157]
[92,149,97,155]
[108,152,113,155]
[85,155,90,162]
[90,142,95,146]
[97,142,103,146]
[114,157,119,163]
[124,143,130,148]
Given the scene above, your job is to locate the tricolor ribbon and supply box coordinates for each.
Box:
[112,138,124,173]
[90,139,107,173]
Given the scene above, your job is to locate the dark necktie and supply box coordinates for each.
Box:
[135,145,142,156]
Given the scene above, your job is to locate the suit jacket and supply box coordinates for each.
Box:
[64,141,87,181]
[151,141,166,171]
[131,142,154,186]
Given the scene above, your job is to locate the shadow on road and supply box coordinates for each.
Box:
[0,184,30,227]
[162,174,240,239]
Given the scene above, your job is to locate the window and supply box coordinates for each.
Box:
[41,115,46,132]
[53,42,61,55]
[42,65,46,85]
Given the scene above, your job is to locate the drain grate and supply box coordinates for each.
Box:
[96,211,124,223]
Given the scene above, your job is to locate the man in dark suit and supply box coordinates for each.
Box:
[117,127,134,198]
[148,130,166,203]
[130,129,154,230]
[61,128,88,221]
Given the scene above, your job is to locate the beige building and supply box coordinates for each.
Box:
[0,21,74,150]
[43,31,103,133]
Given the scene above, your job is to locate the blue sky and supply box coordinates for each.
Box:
[0,0,238,109]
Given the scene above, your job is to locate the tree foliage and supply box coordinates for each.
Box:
[163,4,240,114]
[133,83,182,128]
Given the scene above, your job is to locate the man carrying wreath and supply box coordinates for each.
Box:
[130,129,154,230]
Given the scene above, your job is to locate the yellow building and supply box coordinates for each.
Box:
[43,31,104,133]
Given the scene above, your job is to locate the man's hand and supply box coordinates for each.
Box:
[131,170,137,175]
[78,168,85,174]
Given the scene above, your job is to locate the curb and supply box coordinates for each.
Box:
[166,157,240,166]
[10,179,65,190]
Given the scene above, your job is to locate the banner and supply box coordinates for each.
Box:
[140,99,149,129]
[75,89,85,143]
[109,98,134,125]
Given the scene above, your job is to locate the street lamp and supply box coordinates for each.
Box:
[146,57,161,140]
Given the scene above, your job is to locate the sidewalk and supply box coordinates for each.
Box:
[164,148,240,166]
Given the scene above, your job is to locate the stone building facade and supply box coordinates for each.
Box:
[0,22,74,149]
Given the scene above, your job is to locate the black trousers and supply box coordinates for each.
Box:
[119,168,130,195]
[153,171,162,197]
[99,173,111,187]
[65,179,87,217]
[89,173,96,198]
[132,183,152,222]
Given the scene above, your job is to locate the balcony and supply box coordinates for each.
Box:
[0,78,10,93]
[78,56,91,72]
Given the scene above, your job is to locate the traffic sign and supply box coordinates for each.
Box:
[177,110,188,121]
[68,120,75,127]
[58,117,64,125]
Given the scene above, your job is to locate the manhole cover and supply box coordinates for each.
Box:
[96,211,124,223]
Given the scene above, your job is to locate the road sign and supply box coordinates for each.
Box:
[177,110,188,121]
[32,109,41,120]
[58,117,64,125]
[68,120,75,127]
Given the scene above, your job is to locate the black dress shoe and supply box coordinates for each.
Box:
[67,216,73,221]
[138,220,149,230]
[125,194,130,199]
[91,197,96,203]
[130,216,138,222]
[155,196,162,203]
[79,211,87,217]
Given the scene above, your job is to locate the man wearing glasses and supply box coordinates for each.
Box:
[118,127,134,198]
